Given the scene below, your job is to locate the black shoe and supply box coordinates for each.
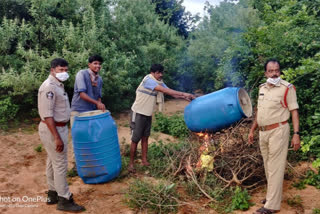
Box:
[261,198,267,204]
[46,190,58,205]
[57,194,85,212]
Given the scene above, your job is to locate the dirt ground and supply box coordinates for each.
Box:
[0,99,319,214]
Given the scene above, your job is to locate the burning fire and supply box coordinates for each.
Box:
[196,132,210,148]
[196,132,209,138]
[195,132,214,171]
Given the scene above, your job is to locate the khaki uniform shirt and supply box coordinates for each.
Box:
[257,79,299,126]
[38,75,71,122]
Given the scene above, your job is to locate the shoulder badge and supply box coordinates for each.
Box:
[280,79,292,88]
[46,91,54,100]
[259,83,266,88]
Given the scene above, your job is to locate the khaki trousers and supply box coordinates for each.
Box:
[38,122,71,199]
[259,123,289,210]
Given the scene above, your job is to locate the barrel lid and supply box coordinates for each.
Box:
[237,88,252,117]
[75,110,111,121]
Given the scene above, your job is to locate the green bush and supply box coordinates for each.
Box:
[313,208,320,214]
[287,195,303,209]
[67,168,78,178]
[167,114,189,138]
[293,170,320,190]
[148,140,191,177]
[125,179,178,214]
[185,172,227,201]
[0,68,44,128]
[34,144,43,153]
[304,170,320,189]
[0,97,19,128]
[229,186,253,211]
[153,112,170,134]
[0,0,185,123]
[153,112,189,138]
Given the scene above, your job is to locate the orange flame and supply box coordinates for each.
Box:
[196,132,210,148]
[196,132,209,138]
[196,133,204,137]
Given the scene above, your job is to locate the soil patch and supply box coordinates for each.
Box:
[0,99,319,213]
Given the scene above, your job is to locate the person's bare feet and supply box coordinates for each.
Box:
[128,164,136,173]
[141,161,150,166]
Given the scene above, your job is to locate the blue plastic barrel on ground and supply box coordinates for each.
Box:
[72,110,121,184]
[184,87,252,132]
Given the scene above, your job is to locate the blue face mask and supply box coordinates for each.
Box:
[55,72,69,82]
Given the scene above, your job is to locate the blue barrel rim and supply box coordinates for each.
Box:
[74,111,111,121]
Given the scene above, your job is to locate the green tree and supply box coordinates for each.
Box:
[151,0,199,38]
[178,0,260,92]
[0,0,184,126]
[243,0,320,162]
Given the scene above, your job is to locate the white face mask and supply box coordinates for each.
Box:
[267,77,281,85]
[55,72,69,82]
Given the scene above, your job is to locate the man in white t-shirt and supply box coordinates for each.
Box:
[129,64,195,172]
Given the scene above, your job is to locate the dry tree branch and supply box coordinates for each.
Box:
[185,155,216,202]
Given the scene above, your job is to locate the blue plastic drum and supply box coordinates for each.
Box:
[184,87,252,132]
[72,110,122,184]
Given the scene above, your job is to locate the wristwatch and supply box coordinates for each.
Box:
[293,131,300,135]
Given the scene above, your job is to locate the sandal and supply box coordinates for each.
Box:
[254,207,277,214]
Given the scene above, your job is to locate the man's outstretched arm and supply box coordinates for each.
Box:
[154,85,195,101]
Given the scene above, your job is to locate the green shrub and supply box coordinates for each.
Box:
[125,179,178,214]
[292,180,306,190]
[304,170,320,189]
[67,168,78,177]
[153,112,170,134]
[0,97,19,129]
[0,68,44,128]
[312,158,320,169]
[185,173,227,201]
[34,144,43,153]
[293,170,320,190]
[229,186,253,211]
[313,208,320,214]
[153,113,189,138]
[167,114,189,138]
[0,0,185,121]
[148,140,191,177]
[287,195,303,209]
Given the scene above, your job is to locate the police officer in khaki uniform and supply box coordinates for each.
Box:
[38,58,85,212]
[248,59,300,214]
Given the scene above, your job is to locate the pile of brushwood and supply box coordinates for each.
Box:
[150,118,268,200]
[126,117,304,212]
[193,118,266,189]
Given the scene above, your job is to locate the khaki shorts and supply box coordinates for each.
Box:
[130,111,152,143]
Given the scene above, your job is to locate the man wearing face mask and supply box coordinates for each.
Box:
[38,58,85,212]
[248,59,300,214]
